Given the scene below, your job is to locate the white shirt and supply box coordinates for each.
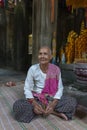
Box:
[24,64,63,99]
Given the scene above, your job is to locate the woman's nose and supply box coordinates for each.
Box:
[41,54,44,57]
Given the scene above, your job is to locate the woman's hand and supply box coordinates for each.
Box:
[44,103,54,116]
[44,99,58,116]
[33,100,45,115]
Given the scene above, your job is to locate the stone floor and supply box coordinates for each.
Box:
[0,68,26,84]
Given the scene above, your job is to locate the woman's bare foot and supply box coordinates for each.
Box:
[52,111,68,121]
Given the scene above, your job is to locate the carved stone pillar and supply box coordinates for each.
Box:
[32,0,58,64]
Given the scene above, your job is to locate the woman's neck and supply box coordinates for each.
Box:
[40,64,49,73]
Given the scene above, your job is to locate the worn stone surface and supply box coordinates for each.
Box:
[0,68,26,84]
[60,63,87,109]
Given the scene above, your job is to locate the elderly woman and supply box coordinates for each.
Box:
[13,46,77,123]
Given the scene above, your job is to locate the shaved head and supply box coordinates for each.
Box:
[39,46,52,55]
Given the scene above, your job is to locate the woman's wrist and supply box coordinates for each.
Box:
[27,98,35,104]
[53,99,58,104]
[50,99,58,108]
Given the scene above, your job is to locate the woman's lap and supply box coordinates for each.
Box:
[13,95,77,122]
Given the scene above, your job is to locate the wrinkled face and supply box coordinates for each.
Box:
[38,47,52,65]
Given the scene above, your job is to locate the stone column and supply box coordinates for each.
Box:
[0,8,6,66]
[32,0,58,64]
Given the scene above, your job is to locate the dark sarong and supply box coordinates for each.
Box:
[13,99,36,123]
[13,95,77,123]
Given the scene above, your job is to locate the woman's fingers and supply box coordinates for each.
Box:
[34,104,45,114]
[45,106,53,114]
[34,107,42,114]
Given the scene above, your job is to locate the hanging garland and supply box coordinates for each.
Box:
[66,0,87,8]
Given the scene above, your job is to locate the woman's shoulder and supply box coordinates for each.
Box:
[49,63,60,69]
[49,63,60,73]
[29,64,39,71]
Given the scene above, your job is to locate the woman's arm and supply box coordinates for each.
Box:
[53,73,64,99]
[24,67,34,99]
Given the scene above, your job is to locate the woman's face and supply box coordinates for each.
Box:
[38,47,52,65]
